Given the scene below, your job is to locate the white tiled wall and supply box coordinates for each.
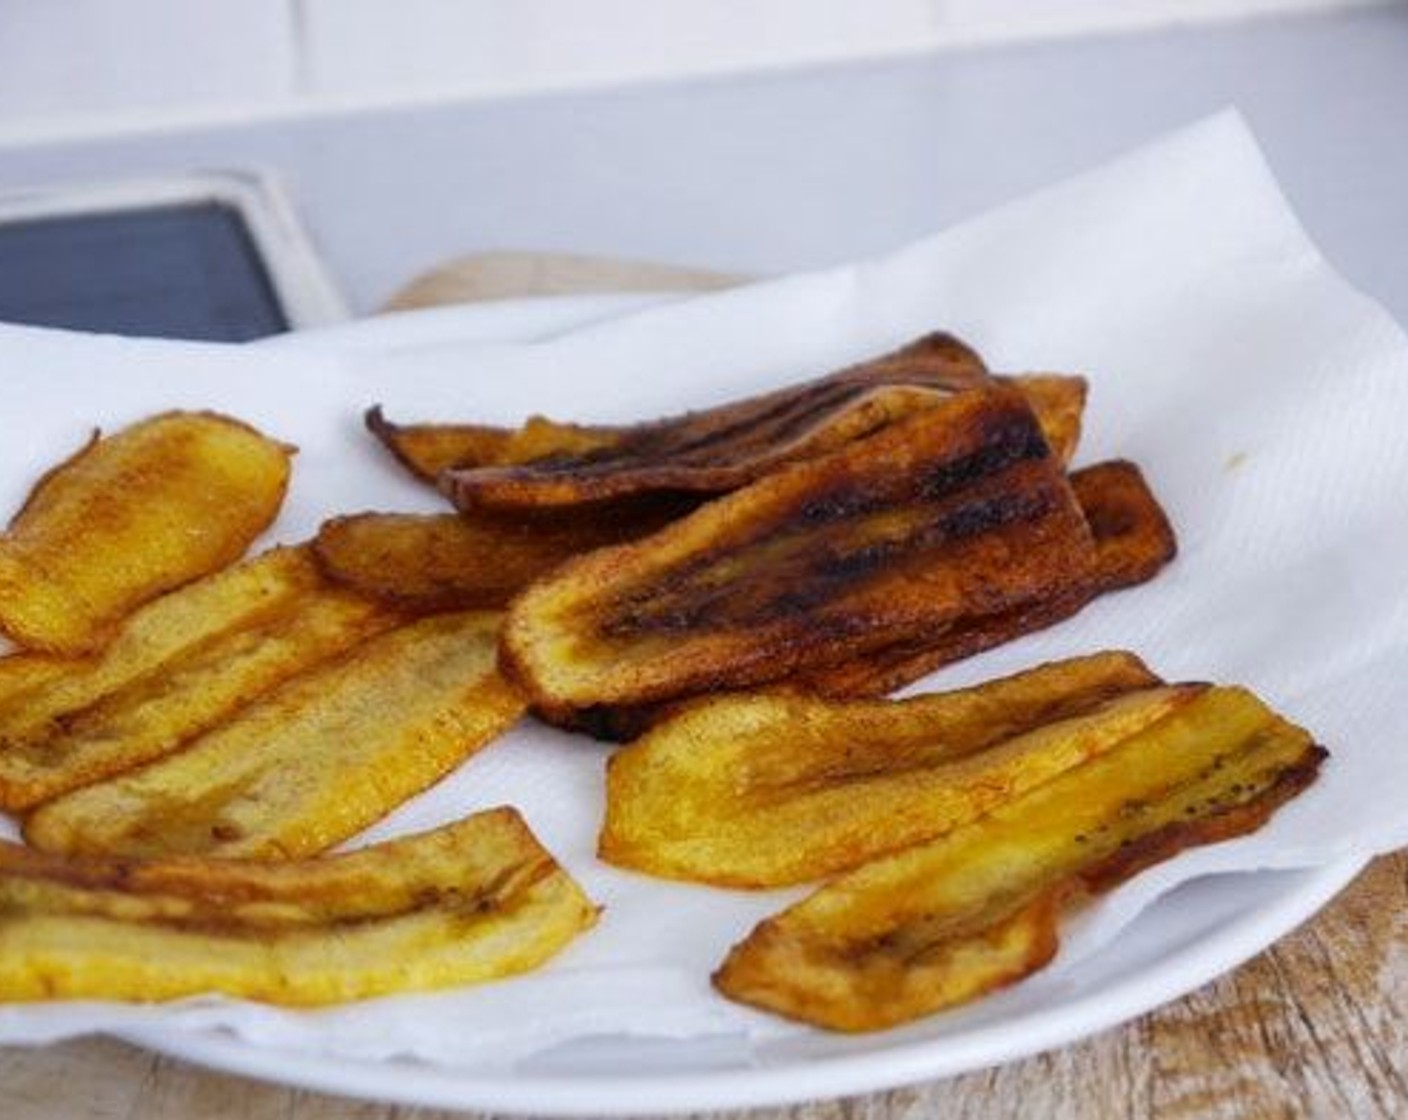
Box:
[300,0,938,101]
[0,0,1390,141]
[0,0,293,119]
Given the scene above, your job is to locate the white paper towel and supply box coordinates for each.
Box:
[1,109,1406,1068]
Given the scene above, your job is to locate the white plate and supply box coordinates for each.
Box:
[90,294,1364,1117]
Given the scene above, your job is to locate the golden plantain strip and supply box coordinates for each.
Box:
[714,687,1326,1031]
[601,653,1179,887]
[314,500,689,612]
[0,808,598,1005]
[0,547,322,741]
[24,611,525,859]
[0,411,293,654]
[796,458,1178,699]
[0,656,72,708]
[0,547,404,811]
[503,387,1096,711]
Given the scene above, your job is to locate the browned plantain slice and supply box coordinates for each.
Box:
[1008,375,1086,465]
[366,405,517,482]
[533,458,1175,740]
[314,500,689,612]
[0,411,293,655]
[1067,459,1178,590]
[0,808,597,1004]
[601,652,1183,887]
[796,458,1177,699]
[371,333,987,502]
[0,547,405,811]
[502,387,1096,711]
[441,371,1091,512]
[714,686,1325,1031]
[24,611,524,859]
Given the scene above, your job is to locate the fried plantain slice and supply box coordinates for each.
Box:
[1008,375,1086,465]
[1067,459,1178,590]
[369,333,985,502]
[0,546,325,741]
[796,458,1178,699]
[531,458,1176,740]
[0,808,598,1004]
[0,411,293,655]
[714,686,1325,1031]
[601,652,1184,887]
[0,656,71,708]
[0,547,405,812]
[313,499,690,612]
[440,370,1091,512]
[366,405,517,482]
[24,611,524,859]
[502,387,1096,711]
[374,372,1087,504]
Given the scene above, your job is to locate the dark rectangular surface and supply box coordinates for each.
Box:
[0,202,288,341]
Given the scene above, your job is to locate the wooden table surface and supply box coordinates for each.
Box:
[3,255,1405,1120]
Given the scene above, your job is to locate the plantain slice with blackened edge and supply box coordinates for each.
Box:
[713,686,1325,1031]
[0,411,293,655]
[313,497,692,613]
[0,807,597,1005]
[795,458,1177,699]
[24,611,524,860]
[0,547,407,812]
[502,386,1096,712]
[531,457,1175,741]
[600,652,1184,887]
[437,371,1089,511]
[1007,375,1086,466]
[443,380,957,509]
[371,333,987,505]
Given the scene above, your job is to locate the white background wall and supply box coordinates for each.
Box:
[0,0,1391,142]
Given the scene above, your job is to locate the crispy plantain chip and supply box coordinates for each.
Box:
[369,333,987,503]
[796,458,1177,698]
[366,405,517,482]
[0,808,597,1004]
[601,652,1185,887]
[1067,459,1178,590]
[714,686,1325,1031]
[0,411,293,655]
[502,387,1096,711]
[1008,375,1086,465]
[0,656,71,707]
[533,457,1177,740]
[442,385,968,510]
[25,611,524,859]
[368,333,1090,511]
[0,547,404,811]
[439,372,1091,512]
[314,500,689,612]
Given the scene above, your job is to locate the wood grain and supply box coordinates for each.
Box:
[2,254,1403,1119]
[381,251,747,312]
